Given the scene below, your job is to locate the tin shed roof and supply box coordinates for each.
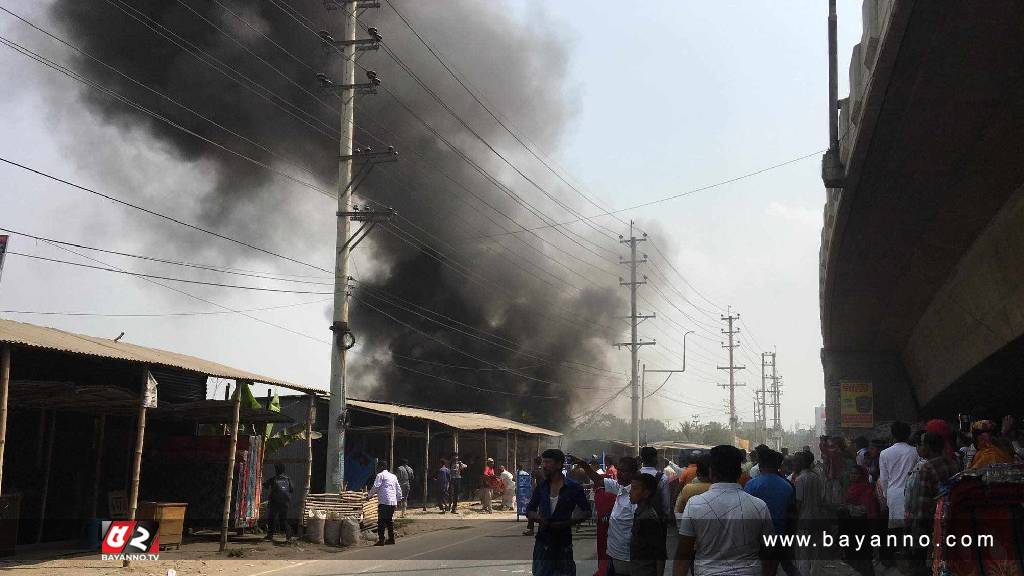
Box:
[0,318,322,394]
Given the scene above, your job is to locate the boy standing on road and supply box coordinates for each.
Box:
[624,473,667,576]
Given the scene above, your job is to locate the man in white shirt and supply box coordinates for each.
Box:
[579,455,639,572]
[498,464,516,509]
[877,420,921,567]
[877,421,920,528]
[674,445,773,576]
[368,460,403,545]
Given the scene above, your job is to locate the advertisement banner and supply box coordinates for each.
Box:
[515,470,533,519]
[840,382,873,428]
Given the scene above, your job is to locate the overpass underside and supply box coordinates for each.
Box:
[820,0,1024,435]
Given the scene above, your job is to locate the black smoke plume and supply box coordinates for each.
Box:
[48,0,624,427]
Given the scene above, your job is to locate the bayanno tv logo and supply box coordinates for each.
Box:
[101,521,160,561]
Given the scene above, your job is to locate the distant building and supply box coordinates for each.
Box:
[814,405,826,439]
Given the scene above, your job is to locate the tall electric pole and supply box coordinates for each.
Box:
[717,309,745,439]
[615,222,655,454]
[761,352,775,446]
[320,0,392,492]
[770,359,783,450]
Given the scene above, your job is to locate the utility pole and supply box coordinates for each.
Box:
[770,361,783,451]
[761,352,776,446]
[615,222,655,454]
[762,350,782,450]
[717,309,745,439]
[320,0,392,492]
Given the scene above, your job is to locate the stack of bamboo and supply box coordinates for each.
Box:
[360,496,378,532]
[302,492,378,531]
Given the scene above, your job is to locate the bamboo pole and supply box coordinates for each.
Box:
[124,370,152,568]
[303,394,315,512]
[422,421,430,511]
[36,411,55,543]
[219,380,243,552]
[513,433,518,471]
[91,415,106,519]
[0,345,10,496]
[388,414,396,470]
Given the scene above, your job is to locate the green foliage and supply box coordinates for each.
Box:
[569,413,733,446]
[263,424,322,456]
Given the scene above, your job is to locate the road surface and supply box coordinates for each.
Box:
[262,518,601,576]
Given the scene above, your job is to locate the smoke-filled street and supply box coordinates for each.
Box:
[4,0,1024,575]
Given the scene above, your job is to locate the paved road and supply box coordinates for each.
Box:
[266,518,601,576]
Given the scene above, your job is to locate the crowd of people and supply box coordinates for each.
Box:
[522,414,1024,576]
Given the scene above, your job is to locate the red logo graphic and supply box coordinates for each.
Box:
[101,521,160,557]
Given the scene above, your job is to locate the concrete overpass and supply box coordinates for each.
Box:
[819,0,1024,435]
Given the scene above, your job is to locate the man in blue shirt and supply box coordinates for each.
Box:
[526,449,592,576]
[743,447,798,576]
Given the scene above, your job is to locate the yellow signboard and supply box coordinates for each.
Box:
[840,382,873,428]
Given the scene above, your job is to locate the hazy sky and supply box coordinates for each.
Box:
[0,1,865,431]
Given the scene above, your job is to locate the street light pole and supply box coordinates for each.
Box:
[640,330,694,445]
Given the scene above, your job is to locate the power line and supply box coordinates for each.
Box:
[7,252,333,294]
[0,227,332,284]
[41,242,331,346]
[0,156,329,273]
[0,298,331,318]
[0,5,329,189]
[267,2,623,277]
[0,32,335,201]
[471,150,826,239]
[380,0,622,241]
[353,293,618,392]
[391,361,562,400]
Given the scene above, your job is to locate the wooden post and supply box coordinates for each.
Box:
[453,430,459,456]
[483,430,487,461]
[303,394,315,512]
[124,370,153,567]
[505,429,510,465]
[535,437,541,461]
[513,433,518,471]
[388,414,396,470]
[36,411,55,543]
[0,345,10,496]
[91,415,106,519]
[422,421,430,512]
[219,380,243,552]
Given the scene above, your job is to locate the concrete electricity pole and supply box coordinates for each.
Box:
[761,352,776,445]
[615,222,655,454]
[319,0,392,492]
[761,351,782,450]
[717,309,745,439]
[770,358,783,450]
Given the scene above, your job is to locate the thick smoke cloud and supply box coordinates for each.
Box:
[49,0,624,427]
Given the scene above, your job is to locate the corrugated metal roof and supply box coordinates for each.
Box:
[347,399,562,437]
[0,318,323,394]
[0,319,562,435]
